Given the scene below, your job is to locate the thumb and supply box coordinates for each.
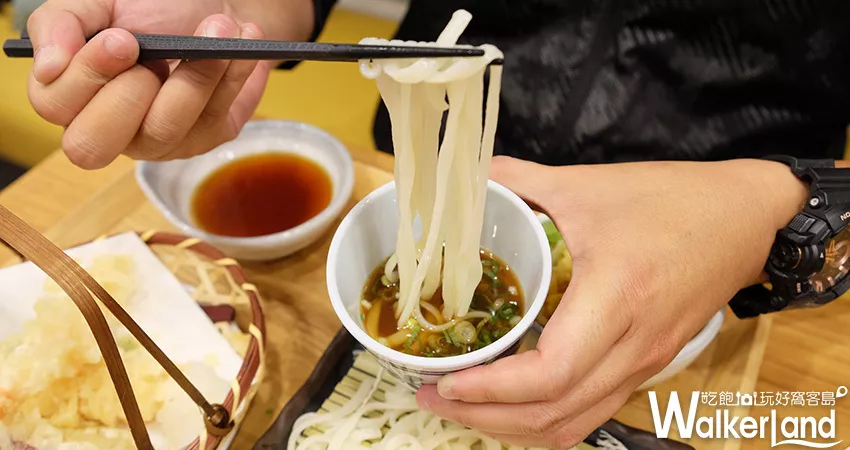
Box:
[27,0,115,84]
[430,261,628,404]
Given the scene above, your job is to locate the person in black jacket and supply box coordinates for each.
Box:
[20,0,850,447]
[368,1,850,166]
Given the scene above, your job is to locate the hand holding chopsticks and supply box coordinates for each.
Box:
[9,3,501,172]
[4,32,496,63]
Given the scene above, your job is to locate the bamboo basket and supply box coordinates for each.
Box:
[0,204,266,450]
[142,231,266,450]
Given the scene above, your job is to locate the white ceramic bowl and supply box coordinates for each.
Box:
[136,120,354,261]
[638,309,725,390]
[327,180,552,388]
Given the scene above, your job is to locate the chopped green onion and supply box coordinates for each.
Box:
[404,325,421,350]
[480,328,492,345]
[442,329,459,347]
[498,303,518,319]
[482,259,501,271]
[371,276,381,294]
[380,275,392,287]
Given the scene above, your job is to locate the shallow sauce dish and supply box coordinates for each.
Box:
[327,180,552,388]
[136,120,354,261]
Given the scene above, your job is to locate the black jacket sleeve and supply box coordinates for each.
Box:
[277,0,339,70]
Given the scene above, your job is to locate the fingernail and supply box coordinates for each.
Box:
[33,45,55,72]
[204,20,226,38]
[437,375,459,400]
[103,34,132,60]
[240,24,260,39]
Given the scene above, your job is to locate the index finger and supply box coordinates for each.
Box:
[431,253,630,404]
[27,0,115,83]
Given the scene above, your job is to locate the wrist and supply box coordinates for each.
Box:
[729,158,850,288]
[749,159,810,232]
[719,159,809,286]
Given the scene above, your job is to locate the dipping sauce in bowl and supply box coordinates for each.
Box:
[361,249,525,357]
[191,153,333,238]
[136,119,354,261]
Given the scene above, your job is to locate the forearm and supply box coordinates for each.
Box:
[226,0,316,42]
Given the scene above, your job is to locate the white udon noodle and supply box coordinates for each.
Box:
[359,10,504,331]
[287,355,555,450]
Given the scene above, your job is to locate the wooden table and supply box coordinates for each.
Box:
[1,147,848,450]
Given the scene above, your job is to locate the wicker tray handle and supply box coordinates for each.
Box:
[0,204,233,449]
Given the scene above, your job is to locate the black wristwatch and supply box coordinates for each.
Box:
[729,156,850,318]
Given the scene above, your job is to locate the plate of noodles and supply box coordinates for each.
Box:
[254,327,694,450]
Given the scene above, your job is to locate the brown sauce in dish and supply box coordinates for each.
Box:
[191,153,332,237]
[360,249,525,357]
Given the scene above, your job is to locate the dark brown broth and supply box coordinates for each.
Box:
[191,153,332,237]
[361,249,524,357]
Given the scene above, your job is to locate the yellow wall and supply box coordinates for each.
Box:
[0,5,397,168]
[256,10,397,151]
[0,4,62,167]
[3,4,849,166]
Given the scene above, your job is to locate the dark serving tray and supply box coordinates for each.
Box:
[253,328,694,450]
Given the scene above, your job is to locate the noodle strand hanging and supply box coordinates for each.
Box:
[359,10,504,330]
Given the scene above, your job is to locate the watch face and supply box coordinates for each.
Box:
[810,227,850,293]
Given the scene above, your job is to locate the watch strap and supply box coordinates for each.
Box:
[732,155,850,318]
[763,155,835,177]
[728,285,775,319]
[762,155,850,191]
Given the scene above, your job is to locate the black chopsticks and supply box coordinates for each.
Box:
[3,33,503,64]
